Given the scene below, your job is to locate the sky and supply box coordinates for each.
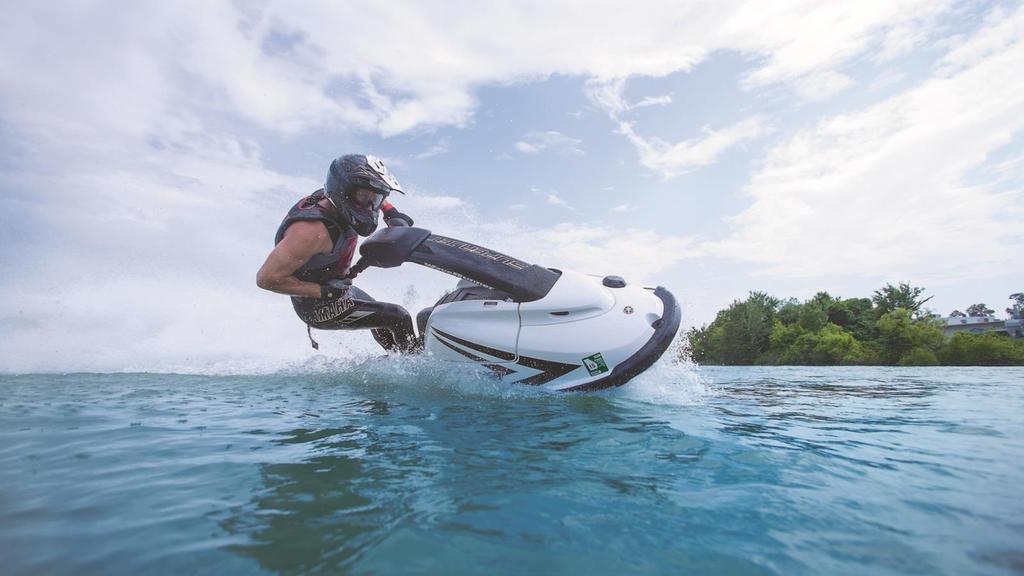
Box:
[1,1,1022,372]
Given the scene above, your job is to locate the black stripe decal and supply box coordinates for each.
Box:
[484,364,517,378]
[514,355,581,385]
[431,330,517,378]
[432,327,517,361]
[430,328,579,386]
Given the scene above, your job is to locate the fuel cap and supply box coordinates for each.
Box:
[602,275,626,288]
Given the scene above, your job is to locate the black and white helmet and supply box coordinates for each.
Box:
[323,154,404,236]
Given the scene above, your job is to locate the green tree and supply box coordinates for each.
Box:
[872,282,933,318]
[722,292,779,364]
[1007,293,1024,319]
[939,333,1024,366]
[685,292,780,364]
[767,321,805,363]
[874,308,944,365]
[965,303,995,317]
[815,324,867,365]
[776,299,801,325]
[774,323,865,365]
[827,297,875,341]
[691,287,1024,367]
[685,326,710,363]
[798,305,828,332]
[808,291,838,310]
[900,347,940,366]
[949,310,966,318]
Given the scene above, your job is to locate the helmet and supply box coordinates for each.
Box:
[324,154,405,236]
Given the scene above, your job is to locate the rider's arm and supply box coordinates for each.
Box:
[256,221,332,298]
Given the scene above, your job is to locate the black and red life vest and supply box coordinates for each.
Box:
[274,190,358,284]
[275,189,402,283]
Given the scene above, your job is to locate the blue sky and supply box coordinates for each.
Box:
[1,1,1022,372]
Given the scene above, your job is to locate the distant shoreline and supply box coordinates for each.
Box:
[686,286,1024,367]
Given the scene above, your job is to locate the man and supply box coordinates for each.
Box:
[256,154,418,352]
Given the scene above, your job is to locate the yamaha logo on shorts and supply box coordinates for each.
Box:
[311,298,356,324]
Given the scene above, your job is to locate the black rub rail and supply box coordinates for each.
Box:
[562,286,682,392]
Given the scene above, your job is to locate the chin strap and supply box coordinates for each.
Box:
[307,324,319,350]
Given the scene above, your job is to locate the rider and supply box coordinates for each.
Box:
[256,154,418,352]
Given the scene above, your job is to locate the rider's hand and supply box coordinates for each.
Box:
[319,279,351,301]
[384,209,413,227]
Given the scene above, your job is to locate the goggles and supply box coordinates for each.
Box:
[346,181,389,210]
[369,190,386,210]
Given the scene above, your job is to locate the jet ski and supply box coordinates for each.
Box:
[344,226,681,392]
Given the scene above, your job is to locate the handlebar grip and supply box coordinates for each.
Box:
[345,257,370,280]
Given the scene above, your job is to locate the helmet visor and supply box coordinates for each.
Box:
[365,155,403,194]
[348,186,388,211]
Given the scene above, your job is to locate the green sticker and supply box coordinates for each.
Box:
[582,352,609,376]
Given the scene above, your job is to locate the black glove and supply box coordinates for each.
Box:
[319,279,351,301]
[383,208,414,227]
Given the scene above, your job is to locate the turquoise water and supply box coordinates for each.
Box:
[1,361,1023,575]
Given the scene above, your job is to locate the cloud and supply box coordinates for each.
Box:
[706,7,1024,281]
[587,77,769,177]
[578,2,951,173]
[546,193,575,210]
[0,2,956,142]
[514,131,584,156]
[612,204,638,213]
[620,116,769,178]
[632,95,673,109]
[415,137,451,159]
[867,69,907,92]
[0,138,324,372]
[528,223,702,280]
[792,70,856,102]
[734,0,951,89]
[402,193,465,211]
[586,82,674,114]
[937,3,1024,74]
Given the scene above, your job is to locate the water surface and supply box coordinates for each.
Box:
[1,361,1022,575]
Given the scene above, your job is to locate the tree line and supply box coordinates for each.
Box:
[686,283,1024,366]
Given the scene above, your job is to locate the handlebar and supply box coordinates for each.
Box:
[345,257,370,280]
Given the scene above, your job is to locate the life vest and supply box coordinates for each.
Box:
[274,189,358,284]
